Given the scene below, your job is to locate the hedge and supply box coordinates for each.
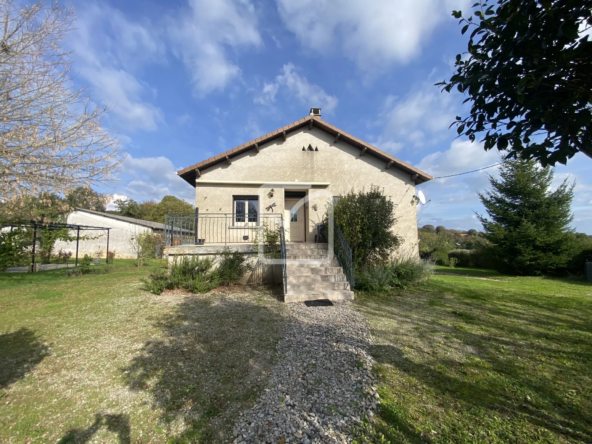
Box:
[448,249,495,269]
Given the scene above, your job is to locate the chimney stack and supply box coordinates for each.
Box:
[309,108,321,118]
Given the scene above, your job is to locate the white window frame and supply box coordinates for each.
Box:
[233,196,259,226]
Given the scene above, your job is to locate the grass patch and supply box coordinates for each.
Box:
[355,273,592,443]
[0,259,286,443]
[434,265,502,278]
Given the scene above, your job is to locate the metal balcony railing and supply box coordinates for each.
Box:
[164,212,282,246]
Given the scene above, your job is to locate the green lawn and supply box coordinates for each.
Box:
[0,260,286,443]
[434,265,503,278]
[355,270,592,443]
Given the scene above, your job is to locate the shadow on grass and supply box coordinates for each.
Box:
[360,283,592,443]
[57,413,131,444]
[122,291,283,443]
[0,328,50,388]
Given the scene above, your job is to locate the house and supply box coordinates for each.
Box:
[166,108,432,301]
[54,208,164,259]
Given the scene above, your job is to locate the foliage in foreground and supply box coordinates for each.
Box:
[143,249,250,295]
[355,258,434,293]
[438,0,592,165]
[479,159,578,275]
[0,0,121,210]
[332,187,400,267]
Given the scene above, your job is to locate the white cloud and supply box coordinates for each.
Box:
[167,0,262,96]
[121,156,195,202]
[106,194,131,211]
[414,139,502,229]
[255,63,338,113]
[177,113,193,127]
[371,137,403,154]
[379,81,457,148]
[70,2,164,131]
[275,0,470,70]
[79,67,164,131]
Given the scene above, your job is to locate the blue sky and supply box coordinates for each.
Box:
[67,0,592,234]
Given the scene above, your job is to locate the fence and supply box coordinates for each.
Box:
[164,212,282,246]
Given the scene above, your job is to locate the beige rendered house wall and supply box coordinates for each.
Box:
[194,127,420,257]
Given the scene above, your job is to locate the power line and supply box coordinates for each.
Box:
[433,162,503,179]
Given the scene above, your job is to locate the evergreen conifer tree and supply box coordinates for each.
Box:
[478,159,576,275]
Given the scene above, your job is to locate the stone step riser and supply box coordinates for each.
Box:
[286,274,346,283]
[284,290,355,303]
[286,255,331,260]
[286,243,328,250]
[287,282,350,292]
[286,260,332,267]
[286,267,343,276]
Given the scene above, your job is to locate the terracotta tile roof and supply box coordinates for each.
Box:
[177,115,433,185]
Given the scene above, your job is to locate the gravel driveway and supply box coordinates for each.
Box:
[233,300,378,443]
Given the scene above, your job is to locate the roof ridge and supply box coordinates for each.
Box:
[176,115,432,184]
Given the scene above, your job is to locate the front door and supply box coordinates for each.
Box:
[285,199,305,242]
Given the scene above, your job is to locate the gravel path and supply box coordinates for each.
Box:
[233,301,378,443]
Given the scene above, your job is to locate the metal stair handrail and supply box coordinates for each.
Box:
[335,224,354,289]
[279,216,287,294]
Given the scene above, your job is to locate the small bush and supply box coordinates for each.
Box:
[391,257,434,288]
[214,248,251,286]
[355,257,433,292]
[107,250,116,264]
[143,268,169,294]
[448,248,496,269]
[55,249,72,264]
[79,254,92,274]
[355,266,393,293]
[143,255,220,295]
[431,249,450,265]
[254,224,281,259]
[567,247,592,275]
[448,257,460,268]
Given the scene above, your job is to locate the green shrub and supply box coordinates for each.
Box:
[254,224,281,259]
[331,186,400,267]
[355,258,434,292]
[391,257,434,288]
[431,249,450,265]
[355,266,393,293]
[142,250,250,295]
[0,228,31,269]
[168,256,215,287]
[79,254,92,274]
[214,248,251,286]
[568,247,592,275]
[142,268,169,294]
[448,248,496,269]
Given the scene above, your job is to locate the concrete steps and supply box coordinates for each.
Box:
[284,243,354,303]
[286,273,346,283]
[284,290,354,303]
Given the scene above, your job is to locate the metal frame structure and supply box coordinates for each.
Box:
[2,221,111,272]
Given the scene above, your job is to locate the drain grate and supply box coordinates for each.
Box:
[304,299,334,307]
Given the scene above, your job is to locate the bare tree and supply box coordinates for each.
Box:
[0,0,122,213]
